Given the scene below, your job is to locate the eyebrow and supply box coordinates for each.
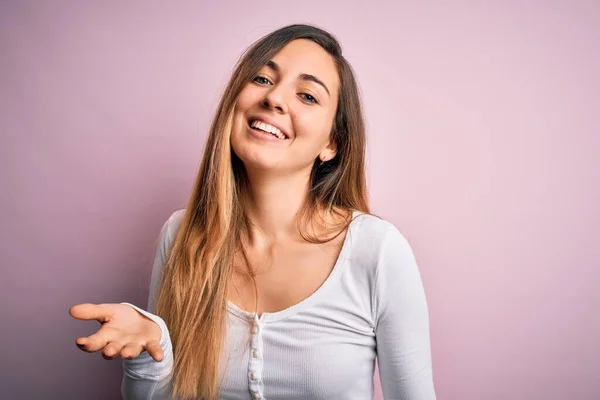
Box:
[265,60,331,97]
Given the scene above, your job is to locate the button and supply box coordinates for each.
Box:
[252,392,261,399]
[252,349,259,358]
[250,371,257,380]
[251,324,259,334]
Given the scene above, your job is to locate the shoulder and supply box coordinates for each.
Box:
[345,212,419,322]
[352,211,398,236]
[157,208,186,250]
[164,208,186,232]
[349,212,419,293]
[350,211,411,262]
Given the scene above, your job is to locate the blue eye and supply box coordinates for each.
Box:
[299,93,318,104]
[252,76,271,85]
[252,76,318,105]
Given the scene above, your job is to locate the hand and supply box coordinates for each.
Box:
[69,303,164,362]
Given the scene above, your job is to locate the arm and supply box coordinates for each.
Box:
[374,225,437,399]
[120,215,177,399]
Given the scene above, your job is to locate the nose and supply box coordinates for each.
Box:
[261,86,289,113]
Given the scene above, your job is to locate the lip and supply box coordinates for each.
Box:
[247,115,290,139]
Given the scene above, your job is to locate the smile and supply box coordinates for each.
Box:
[247,119,288,140]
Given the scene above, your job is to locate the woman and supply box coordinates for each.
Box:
[70,24,436,400]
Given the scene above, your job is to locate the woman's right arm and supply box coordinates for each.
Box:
[120,304,174,399]
[121,212,180,399]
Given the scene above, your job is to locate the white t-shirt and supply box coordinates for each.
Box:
[121,209,436,399]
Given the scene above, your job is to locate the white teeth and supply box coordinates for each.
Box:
[250,120,285,139]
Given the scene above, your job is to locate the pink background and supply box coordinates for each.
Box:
[2,1,599,399]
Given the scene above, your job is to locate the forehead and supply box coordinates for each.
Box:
[268,39,339,93]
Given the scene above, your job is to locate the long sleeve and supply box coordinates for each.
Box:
[373,225,437,399]
[120,214,178,400]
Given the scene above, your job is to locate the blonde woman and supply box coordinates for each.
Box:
[70,24,436,400]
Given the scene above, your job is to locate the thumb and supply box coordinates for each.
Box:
[145,340,164,362]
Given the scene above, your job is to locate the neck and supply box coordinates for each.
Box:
[243,167,311,245]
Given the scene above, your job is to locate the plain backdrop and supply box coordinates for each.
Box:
[1,1,599,399]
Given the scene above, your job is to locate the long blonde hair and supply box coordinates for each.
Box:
[154,24,370,399]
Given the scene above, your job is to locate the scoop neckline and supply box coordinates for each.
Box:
[226,210,365,323]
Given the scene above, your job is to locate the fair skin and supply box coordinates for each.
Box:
[229,39,346,315]
[69,38,344,360]
[69,302,164,361]
[231,38,339,241]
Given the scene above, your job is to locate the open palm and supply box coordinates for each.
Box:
[69,303,163,362]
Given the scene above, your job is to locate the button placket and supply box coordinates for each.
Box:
[247,313,265,399]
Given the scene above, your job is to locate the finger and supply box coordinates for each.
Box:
[120,343,144,359]
[75,328,112,352]
[102,341,125,360]
[69,303,112,323]
[145,340,164,362]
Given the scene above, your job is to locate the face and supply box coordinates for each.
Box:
[230,39,340,175]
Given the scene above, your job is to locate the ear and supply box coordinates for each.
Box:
[319,140,337,163]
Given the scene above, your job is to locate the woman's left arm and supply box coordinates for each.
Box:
[373,225,437,399]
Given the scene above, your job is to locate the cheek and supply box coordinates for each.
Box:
[293,111,334,146]
[235,90,252,112]
[230,116,247,156]
[231,90,254,140]
[235,83,262,113]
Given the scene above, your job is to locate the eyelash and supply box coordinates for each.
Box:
[252,76,319,105]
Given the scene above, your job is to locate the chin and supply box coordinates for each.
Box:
[235,149,282,171]
[230,130,284,172]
